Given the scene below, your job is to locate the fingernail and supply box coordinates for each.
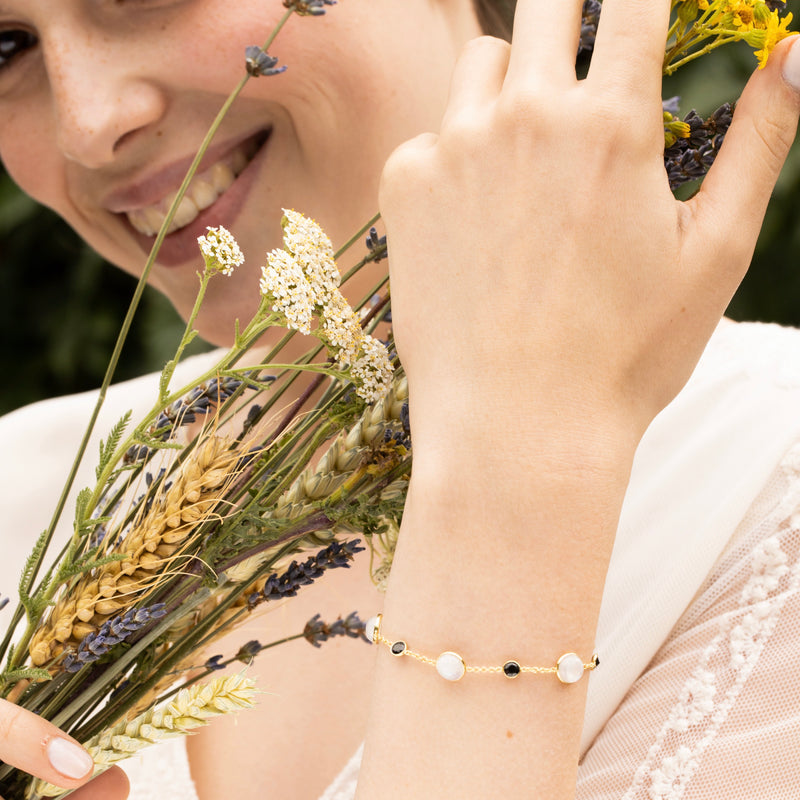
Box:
[46,737,94,780]
[782,37,800,93]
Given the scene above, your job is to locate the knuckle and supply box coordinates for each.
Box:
[747,112,794,173]
[379,137,436,203]
[440,110,489,150]
[496,85,546,128]
[459,34,509,60]
[0,702,24,744]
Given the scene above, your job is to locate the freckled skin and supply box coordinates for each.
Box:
[0,0,483,346]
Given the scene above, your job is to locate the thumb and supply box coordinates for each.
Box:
[686,35,800,276]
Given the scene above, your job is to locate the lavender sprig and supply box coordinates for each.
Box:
[286,0,337,16]
[63,605,168,673]
[247,539,366,609]
[124,374,258,464]
[304,611,369,647]
[201,611,369,674]
[664,103,734,190]
[365,227,387,263]
[245,47,288,78]
[579,0,602,55]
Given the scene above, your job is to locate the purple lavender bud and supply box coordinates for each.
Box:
[664,102,733,191]
[250,540,366,611]
[236,640,263,663]
[303,611,369,648]
[285,0,336,16]
[365,227,387,262]
[64,604,169,672]
[245,46,288,78]
[204,654,225,671]
[578,0,602,55]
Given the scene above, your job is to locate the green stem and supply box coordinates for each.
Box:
[664,34,739,75]
[335,211,381,260]
[19,7,296,616]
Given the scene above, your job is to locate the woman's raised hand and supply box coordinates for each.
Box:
[356,7,800,797]
[0,699,129,800]
[381,0,800,459]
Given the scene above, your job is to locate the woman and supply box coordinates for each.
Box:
[1,0,800,798]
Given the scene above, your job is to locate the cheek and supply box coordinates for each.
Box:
[0,110,66,214]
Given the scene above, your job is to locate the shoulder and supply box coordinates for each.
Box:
[584,319,800,751]
[0,349,225,599]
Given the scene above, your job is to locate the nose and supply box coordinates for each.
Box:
[46,31,167,169]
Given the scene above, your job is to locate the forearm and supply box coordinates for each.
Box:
[354,422,638,798]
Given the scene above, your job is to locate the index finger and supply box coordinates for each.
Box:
[0,698,94,790]
[587,0,670,99]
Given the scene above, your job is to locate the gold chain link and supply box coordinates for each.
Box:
[371,615,599,681]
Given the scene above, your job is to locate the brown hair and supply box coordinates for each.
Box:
[473,0,515,39]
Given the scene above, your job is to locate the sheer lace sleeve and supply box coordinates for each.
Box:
[577,441,800,799]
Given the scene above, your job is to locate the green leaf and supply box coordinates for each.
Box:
[96,410,132,480]
[57,552,126,580]
[159,358,177,402]
[1,667,52,685]
[73,487,93,529]
[131,433,184,452]
[75,514,112,538]
[18,528,50,604]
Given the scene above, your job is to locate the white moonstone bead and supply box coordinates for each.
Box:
[365,615,380,644]
[556,653,585,684]
[436,651,466,681]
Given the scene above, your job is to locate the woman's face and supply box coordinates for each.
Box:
[0,0,481,344]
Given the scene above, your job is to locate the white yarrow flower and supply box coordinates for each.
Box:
[260,209,393,403]
[351,335,394,403]
[197,226,244,276]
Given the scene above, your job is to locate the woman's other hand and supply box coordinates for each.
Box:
[0,698,129,800]
[381,0,800,462]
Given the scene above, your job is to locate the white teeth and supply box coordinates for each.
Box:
[190,179,218,211]
[125,137,260,237]
[169,195,200,232]
[210,162,235,194]
[142,206,165,236]
[231,148,248,174]
[127,209,155,237]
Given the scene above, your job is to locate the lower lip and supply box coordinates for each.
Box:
[124,132,271,268]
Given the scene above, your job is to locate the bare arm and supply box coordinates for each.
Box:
[355,0,800,796]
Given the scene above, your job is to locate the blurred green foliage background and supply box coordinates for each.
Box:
[2,10,800,415]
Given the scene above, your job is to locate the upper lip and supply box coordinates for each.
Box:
[101,127,270,214]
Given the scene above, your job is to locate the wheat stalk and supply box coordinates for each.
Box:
[30,436,245,667]
[29,673,257,798]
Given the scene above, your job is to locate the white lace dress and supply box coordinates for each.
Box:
[3,321,800,799]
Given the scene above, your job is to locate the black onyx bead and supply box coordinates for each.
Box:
[594,654,600,667]
[391,641,406,656]
[503,660,521,678]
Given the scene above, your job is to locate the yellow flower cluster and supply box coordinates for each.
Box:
[673,0,796,68]
[708,0,792,69]
[260,210,393,403]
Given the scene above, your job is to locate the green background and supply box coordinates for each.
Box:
[2,12,800,415]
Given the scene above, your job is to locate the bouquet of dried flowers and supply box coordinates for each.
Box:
[0,1,794,798]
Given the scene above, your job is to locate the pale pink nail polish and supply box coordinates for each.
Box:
[46,737,94,780]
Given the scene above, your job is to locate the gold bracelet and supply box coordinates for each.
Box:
[365,614,599,684]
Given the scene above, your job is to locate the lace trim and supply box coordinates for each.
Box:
[317,742,364,800]
[621,451,800,800]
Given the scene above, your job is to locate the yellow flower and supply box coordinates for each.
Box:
[750,11,796,69]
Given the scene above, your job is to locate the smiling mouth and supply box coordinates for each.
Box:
[125,131,269,237]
